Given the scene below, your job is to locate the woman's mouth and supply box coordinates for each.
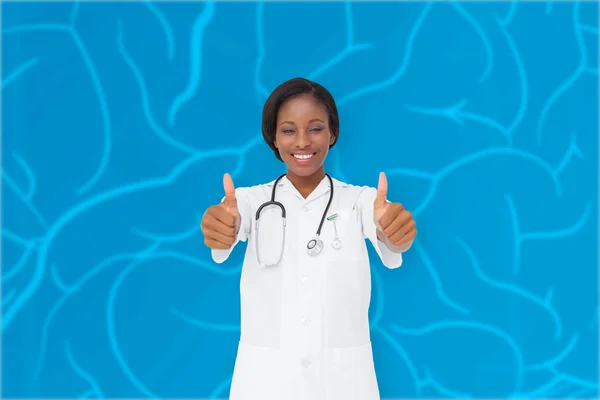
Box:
[291,152,317,164]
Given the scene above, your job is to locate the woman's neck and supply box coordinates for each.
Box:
[286,168,326,199]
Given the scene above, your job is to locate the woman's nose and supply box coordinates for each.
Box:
[294,131,310,147]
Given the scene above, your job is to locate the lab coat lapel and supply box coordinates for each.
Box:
[278,177,304,201]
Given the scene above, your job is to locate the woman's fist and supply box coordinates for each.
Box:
[201,173,241,250]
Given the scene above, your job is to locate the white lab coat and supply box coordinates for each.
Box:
[212,175,412,400]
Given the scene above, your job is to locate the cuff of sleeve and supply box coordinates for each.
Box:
[365,221,403,269]
[375,236,404,269]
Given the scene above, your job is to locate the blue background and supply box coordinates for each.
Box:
[2,1,599,398]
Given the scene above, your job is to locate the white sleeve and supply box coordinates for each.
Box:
[211,187,252,264]
[357,186,412,269]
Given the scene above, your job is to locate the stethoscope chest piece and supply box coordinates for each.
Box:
[307,238,324,256]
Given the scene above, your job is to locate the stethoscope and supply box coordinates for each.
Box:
[254,173,340,268]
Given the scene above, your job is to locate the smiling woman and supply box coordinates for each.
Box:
[261,78,340,198]
[199,77,417,400]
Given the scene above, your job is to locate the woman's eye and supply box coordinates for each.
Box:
[282,129,294,134]
[310,127,323,132]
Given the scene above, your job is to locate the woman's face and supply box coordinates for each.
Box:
[274,94,336,179]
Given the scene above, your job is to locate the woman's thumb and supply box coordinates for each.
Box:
[374,171,387,209]
[223,173,238,211]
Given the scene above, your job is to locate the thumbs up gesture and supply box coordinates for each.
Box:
[200,173,242,250]
[373,172,417,248]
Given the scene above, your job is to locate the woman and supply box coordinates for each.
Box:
[200,77,417,400]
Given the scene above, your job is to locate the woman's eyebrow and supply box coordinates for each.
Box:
[279,118,325,126]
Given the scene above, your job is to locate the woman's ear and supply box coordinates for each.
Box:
[329,132,337,145]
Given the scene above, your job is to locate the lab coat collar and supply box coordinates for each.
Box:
[268,174,347,204]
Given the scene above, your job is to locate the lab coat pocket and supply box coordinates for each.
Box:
[325,258,371,348]
[325,342,380,400]
[229,341,283,400]
[324,207,371,348]
[322,207,367,261]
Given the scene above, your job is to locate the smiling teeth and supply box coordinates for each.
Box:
[294,154,313,159]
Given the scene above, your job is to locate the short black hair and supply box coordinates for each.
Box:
[261,77,340,162]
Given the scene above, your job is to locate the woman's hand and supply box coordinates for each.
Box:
[373,172,417,248]
[201,173,241,250]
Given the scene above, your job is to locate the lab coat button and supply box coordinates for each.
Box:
[301,276,309,283]
[301,206,309,212]
[301,316,310,325]
[301,359,311,368]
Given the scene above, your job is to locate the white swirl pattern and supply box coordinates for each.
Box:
[1,1,598,398]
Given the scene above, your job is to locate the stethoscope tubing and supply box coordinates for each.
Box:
[255,173,336,267]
